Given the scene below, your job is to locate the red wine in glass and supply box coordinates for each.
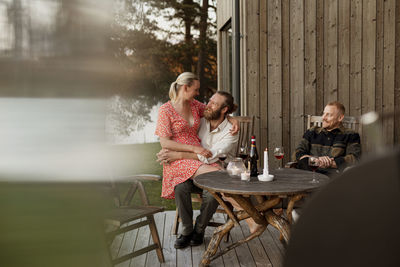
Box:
[310,165,319,172]
[239,153,248,160]
[308,157,320,183]
[218,155,227,161]
[273,147,284,169]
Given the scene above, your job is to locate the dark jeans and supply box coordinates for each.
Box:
[174,179,219,235]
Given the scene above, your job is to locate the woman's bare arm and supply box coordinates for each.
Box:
[226,116,239,135]
[159,137,212,157]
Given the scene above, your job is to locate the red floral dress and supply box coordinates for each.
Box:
[155,100,215,199]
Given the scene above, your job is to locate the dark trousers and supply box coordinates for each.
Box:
[174,179,219,235]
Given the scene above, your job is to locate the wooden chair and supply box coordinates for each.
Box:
[172,116,254,236]
[286,114,361,168]
[105,174,165,266]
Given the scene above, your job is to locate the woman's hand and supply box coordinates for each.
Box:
[156,149,182,165]
[227,116,239,135]
[192,146,212,158]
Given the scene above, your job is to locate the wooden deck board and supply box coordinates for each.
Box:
[191,210,205,266]
[116,220,140,267]
[239,220,273,267]
[144,212,164,267]
[131,218,151,267]
[109,211,285,267]
[161,211,177,267]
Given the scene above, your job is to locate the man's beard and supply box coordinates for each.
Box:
[323,120,339,130]
[204,107,223,120]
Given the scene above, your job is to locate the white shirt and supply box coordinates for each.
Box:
[197,118,239,164]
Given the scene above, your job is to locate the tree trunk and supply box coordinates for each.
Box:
[183,0,194,71]
[197,0,209,102]
[12,0,23,59]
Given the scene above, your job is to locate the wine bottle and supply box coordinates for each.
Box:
[249,135,259,177]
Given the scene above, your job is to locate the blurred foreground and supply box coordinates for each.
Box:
[0,1,143,266]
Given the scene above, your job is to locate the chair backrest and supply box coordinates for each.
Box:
[306,115,361,136]
[232,116,254,156]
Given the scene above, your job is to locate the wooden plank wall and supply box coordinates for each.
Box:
[235,0,400,168]
[217,0,232,29]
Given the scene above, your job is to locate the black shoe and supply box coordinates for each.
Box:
[174,233,192,249]
[190,230,204,246]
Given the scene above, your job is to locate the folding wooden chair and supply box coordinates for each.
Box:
[105,174,165,266]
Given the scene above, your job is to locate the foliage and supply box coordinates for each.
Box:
[109,0,218,136]
[107,95,152,136]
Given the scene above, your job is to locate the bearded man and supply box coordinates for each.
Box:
[294,101,361,177]
[157,91,239,248]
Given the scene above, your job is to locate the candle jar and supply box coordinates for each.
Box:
[226,158,246,176]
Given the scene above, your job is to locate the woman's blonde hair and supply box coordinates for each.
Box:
[169,72,199,103]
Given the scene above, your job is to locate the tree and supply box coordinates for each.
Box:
[110,0,218,136]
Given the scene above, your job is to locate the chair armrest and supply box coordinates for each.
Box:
[285,162,298,168]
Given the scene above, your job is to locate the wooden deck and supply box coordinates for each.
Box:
[110,210,285,267]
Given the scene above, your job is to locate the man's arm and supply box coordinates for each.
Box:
[294,130,312,161]
[333,132,361,171]
[157,123,239,164]
[197,131,239,164]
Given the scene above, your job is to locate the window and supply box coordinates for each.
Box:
[220,21,232,93]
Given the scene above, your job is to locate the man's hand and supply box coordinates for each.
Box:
[192,146,212,158]
[156,149,182,165]
[317,156,333,168]
[330,159,337,168]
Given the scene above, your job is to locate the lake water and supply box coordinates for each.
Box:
[114,104,160,144]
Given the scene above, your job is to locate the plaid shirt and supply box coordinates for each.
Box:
[294,125,361,172]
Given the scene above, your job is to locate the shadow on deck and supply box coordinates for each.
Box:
[110,210,285,267]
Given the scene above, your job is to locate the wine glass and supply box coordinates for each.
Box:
[217,149,227,169]
[273,147,284,169]
[239,145,248,168]
[308,157,320,183]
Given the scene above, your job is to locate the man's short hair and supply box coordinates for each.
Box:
[327,101,345,116]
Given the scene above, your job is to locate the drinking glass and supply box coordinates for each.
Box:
[217,149,227,169]
[273,147,284,169]
[308,157,320,183]
[239,145,248,167]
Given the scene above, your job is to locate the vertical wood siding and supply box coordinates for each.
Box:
[290,0,305,158]
[246,0,261,141]
[218,0,400,166]
[281,0,291,167]
[267,0,282,161]
[383,0,396,145]
[260,0,268,159]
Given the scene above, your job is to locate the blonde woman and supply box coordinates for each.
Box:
[155,72,238,248]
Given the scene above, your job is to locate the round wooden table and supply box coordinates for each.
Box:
[193,168,329,266]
